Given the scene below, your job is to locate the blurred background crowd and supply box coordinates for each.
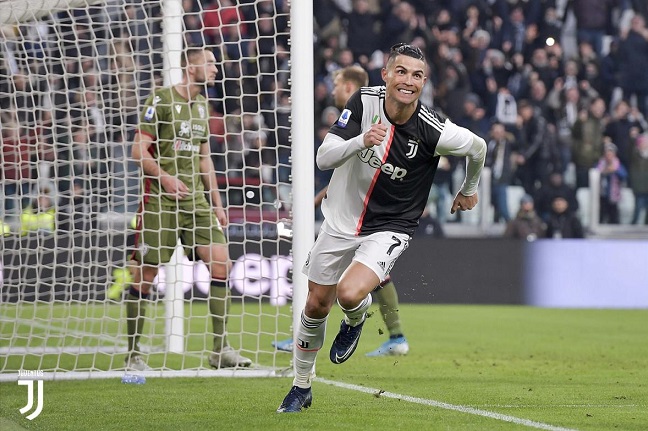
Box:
[1,0,647,241]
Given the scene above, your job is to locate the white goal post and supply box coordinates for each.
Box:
[0,0,312,380]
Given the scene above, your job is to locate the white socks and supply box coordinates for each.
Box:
[339,294,372,327]
[293,311,327,389]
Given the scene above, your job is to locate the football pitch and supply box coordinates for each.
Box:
[1,304,647,431]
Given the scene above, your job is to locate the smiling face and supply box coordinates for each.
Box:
[382,53,427,118]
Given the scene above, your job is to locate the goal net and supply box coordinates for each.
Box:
[0,0,294,379]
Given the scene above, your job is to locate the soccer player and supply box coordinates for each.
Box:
[126,47,251,370]
[273,66,410,357]
[277,43,486,412]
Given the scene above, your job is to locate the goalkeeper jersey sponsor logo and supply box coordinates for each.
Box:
[173,140,200,152]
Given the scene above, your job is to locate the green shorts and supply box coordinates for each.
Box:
[133,199,226,265]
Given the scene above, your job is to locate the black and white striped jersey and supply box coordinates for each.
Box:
[318,85,481,237]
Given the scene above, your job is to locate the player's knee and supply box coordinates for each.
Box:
[141,266,158,284]
[304,298,332,318]
[209,263,228,280]
[336,286,365,310]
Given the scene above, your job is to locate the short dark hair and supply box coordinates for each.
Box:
[181,47,209,68]
[387,43,425,65]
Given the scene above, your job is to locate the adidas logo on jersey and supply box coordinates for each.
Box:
[358,148,408,180]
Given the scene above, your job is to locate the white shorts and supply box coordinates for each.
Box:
[302,222,410,286]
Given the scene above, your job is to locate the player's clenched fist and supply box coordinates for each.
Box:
[363,123,388,147]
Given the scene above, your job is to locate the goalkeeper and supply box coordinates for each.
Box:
[273,66,409,357]
[125,47,251,370]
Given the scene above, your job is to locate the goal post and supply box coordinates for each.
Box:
[0,0,306,380]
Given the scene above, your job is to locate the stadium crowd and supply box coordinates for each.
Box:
[2,0,648,237]
[312,0,648,230]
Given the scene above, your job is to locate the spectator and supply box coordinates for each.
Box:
[57,178,94,232]
[569,0,617,56]
[596,143,628,224]
[427,156,455,224]
[504,194,546,240]
[604,99,644,170]
[203,0,248,56]
[618,13,648,118]
[1,113,34,218]
[20,187,56,235]
[545,196,585,239]
[547,81,584,173]
[342,0,381,61]
[599,37,621,107]
[535,170,579,223]
[571,97,607,188]
[513,99,553,194]
[455,92,490,140]
[485,121,517,222]
[433,43,471,121]
[382,1,426,50]
[629,133,648,224]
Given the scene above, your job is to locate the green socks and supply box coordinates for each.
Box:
[374,281,403,337]
[210,281,230,352]
[125,290,148,355]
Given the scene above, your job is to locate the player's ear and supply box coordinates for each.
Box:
[381,67,388,83]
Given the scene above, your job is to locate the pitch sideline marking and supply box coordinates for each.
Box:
[316,377,580,431]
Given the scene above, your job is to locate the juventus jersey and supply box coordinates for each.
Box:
[319,86,481,237]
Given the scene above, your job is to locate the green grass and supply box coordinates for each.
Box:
[1,305,647,431]
[0,301,293,372]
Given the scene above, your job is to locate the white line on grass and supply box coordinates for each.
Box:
[478,404,639,408]
[316,377,580,431]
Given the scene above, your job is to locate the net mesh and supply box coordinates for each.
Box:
[1,0,293,378]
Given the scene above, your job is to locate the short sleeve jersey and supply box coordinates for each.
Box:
[322,86,448,237]
[137,86,210,208]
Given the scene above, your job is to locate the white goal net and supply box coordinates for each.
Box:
[0,0,294,379]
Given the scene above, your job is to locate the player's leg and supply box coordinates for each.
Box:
[278,228,353,413]
[277,279,336,413]
[191,207,251,368]
[329,261,377,364]
[125,203,173,370]
[333,231,410,363]
[367,276,410,357]
[124,263,158,370]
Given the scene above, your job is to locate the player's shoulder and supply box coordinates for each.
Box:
[417,103,447,134]
[146,86,173,106]
[359,85,385,98]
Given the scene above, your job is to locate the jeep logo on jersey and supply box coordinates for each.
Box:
[406,138,419,158]
[358,148,408,180]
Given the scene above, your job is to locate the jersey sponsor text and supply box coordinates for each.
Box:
[357,148,407,180]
